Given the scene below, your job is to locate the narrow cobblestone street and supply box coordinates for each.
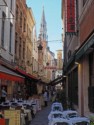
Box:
[30,104,51,125]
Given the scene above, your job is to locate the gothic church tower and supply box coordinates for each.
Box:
[38,7,48,41]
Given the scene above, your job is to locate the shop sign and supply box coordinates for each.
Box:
[65,0,76,33]
[4,110,20,125]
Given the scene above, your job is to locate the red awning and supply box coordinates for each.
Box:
[15,67,38,80]
[0,65,24,83]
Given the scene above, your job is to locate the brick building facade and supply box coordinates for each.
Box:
[15,0,27,69]
[62,0,94,117]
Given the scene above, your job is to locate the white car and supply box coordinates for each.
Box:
[51,102,63,112]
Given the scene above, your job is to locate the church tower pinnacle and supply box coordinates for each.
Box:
[38,7,48,41]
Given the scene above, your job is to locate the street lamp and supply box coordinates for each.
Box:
[75,61,79,65]
[63,75,67,78]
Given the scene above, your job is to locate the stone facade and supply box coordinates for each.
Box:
[0,0,16,99]
[62,0,94,117]
[32,27,38,77]
[78,0,94,116]
[0,0,15,62]
[15,0,27,69]
[79,0,94,43]
[26,7,35,75]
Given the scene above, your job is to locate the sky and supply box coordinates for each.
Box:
[26,0,63,58]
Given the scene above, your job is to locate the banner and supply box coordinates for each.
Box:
[65,0,76,33]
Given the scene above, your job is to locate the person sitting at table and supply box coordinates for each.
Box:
[43,90,48,107]
[0,110,4,118]
[1,87,7,102]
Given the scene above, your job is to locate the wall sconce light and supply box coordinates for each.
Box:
[63,75,67,78]
[75,61,79,65]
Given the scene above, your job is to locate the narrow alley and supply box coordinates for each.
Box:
[30,104,51,125]
[0,0,94,124]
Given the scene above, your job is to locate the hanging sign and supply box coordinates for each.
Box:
[65,0,76,33]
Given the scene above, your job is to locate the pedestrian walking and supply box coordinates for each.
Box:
[43,90,48,107]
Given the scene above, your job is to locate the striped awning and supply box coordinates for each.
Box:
[0,65,24,83]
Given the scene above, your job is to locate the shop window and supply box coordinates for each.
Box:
[72,68,78,105]
[88,86,94,112]
[10,0,12,10]
[23,18,26,32]
[23,42,25,59]
[9,23,13,53]
[1,11,6,47]
[20,12,22,28]
[89,51,94,112]
[19,38,21,59]
[16,5,18,21]
[68,67,78,107]
[15,33,17,54]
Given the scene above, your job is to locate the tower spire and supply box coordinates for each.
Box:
[38,7,48,41]
[41,6,46,24]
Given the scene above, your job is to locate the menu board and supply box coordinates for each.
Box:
[4,110,20,125]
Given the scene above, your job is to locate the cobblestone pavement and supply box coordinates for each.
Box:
[30,103,51,125]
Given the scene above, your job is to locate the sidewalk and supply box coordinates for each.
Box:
[30,103,51,125]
